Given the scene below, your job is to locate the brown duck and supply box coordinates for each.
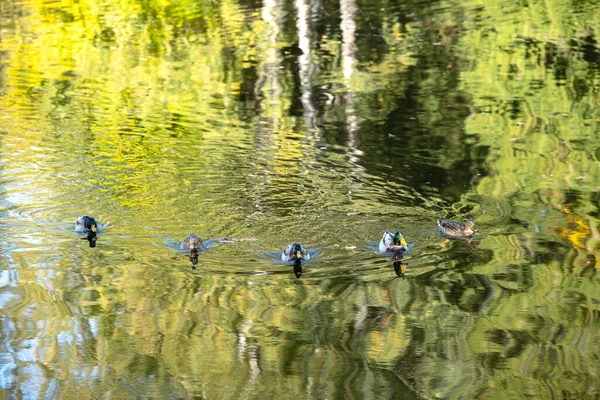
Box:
[437,219,478,237]
[181,234,207,251]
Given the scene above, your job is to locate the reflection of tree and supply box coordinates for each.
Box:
[339,0,367,211]
[340,0,360,154]
[258,0,284,118]
[294,0,317,132]
[236,318,260,396]
[0,0,599,398]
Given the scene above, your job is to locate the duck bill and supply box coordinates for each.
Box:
[91,225,97,233]
[400,238,408,247]
[296,250,302,259]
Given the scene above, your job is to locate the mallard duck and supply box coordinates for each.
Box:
[379,231,408,253]
[75,216,104,233]
[180,234,206,251]
[437,219,478,237]
[75,216,103,248]
[281,243,310,262]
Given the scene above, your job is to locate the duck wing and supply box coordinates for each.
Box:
[437,219,466,235]
[379,231,394,252]
[181,234,205,250]
[281,244,294,261]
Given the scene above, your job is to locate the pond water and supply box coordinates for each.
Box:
[0,0,599,398]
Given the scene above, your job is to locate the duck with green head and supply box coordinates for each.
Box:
[76,216,104,248]
[379,231,408,253]
[281,243,310,262]
[75,216,104,233]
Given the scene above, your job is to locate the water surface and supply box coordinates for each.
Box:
[0,0,599,398]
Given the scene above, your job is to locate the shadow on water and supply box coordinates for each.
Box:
[292,259,303,278]
[189,247,199,269]
[81,231,97,248]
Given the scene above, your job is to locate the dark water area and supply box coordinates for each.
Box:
[0,0,599,398]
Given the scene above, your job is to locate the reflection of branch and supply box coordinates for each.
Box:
[340,0,363,171]
[295,0,318,133]
[340,0,357,83]
[237,319,261,395]
[256,0,284,122]
[353,296,368,333]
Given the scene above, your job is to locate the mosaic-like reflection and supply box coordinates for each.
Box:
[0,0,599,398]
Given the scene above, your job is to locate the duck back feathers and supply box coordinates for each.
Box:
[181,234,206,250]
[437,219,477,237]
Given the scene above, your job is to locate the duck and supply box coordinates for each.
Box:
[75,216,103,248]
[281,243,310,262]
[75,216,105,233]
[379,231,408,253]
[180,234,207,251]
[437,219,478,237]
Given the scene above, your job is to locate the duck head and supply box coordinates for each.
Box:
[293,243,303,260]
[81,216,98,233]
[466,220,478,233]
[393,232,408,247]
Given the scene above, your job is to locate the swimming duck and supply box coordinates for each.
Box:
[75,216,104,233]
[180,234,206,251]
[281,243,310,262]
[379,231,408,253]
[437,219,478,237]
[76,216,104,248]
